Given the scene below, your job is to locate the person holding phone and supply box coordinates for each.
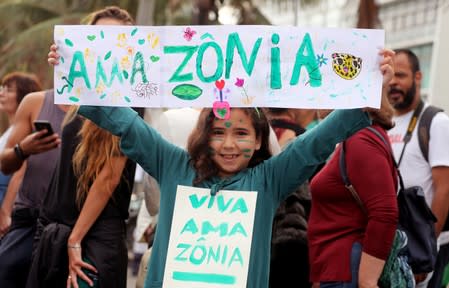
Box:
[0,72,42,206]
[0,83,64,288]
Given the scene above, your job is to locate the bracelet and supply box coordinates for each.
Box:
[67,243,82,249]
[14,143,28,161]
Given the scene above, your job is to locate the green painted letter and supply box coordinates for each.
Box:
[68,51,91,92]
[164,46,199,82]
[180,218,199,234]
[228,248,244,268]
[201,221,228,237]
[290,33,322,87]
[130,51,148,85]
[225,33,262,78]
[228,222,247,237]
[95,57,123,88]
[230,198,248,214]
[196,42,223,83]
[189,194,208,209]
[270,33,281,89]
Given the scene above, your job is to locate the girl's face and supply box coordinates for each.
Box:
[0,82,18,114]
[209,109,261,178]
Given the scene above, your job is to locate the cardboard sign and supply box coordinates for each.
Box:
[163,185,257,288]
[54,25,384,109]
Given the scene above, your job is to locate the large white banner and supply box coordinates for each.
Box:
[54,25,384,109]
[163,186,257,288]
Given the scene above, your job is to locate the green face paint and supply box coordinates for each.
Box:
[242,148,252,158]
[224,121,232,128]
[210,138,223,142]
[236,139,254,143]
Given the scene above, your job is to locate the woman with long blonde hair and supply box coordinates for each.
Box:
[27,7,138,288]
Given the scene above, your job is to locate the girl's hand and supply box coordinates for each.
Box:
[364,48,395,115]
[48,44,60,66]
[379,48,395,87]
[66,244,97,288]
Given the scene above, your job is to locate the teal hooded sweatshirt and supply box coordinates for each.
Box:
[78,106,370,288]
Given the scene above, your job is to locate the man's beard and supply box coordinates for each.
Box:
[390,81,416,110]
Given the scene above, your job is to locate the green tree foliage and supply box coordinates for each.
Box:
[0,0,138,88]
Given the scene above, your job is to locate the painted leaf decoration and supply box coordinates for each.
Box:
[104,51,112,61]
[150,55,160,62]
[69,96,79,102]
[131,28,138,36]
[65,39,74,47]
[172,84,203,100]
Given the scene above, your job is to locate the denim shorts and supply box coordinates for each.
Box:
[320,242,362,288]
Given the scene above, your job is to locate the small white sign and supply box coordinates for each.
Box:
[163,185,258,288]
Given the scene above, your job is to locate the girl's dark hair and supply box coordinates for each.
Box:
[1,72,42,105]
[187,108,272,184]
[86,6,135,25]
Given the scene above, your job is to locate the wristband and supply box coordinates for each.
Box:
[67,243,82,249]
[14,143,28,161]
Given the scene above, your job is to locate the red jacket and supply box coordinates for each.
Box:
[308,125,398,282]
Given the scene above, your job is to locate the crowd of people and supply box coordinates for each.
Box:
[1,5,449,288]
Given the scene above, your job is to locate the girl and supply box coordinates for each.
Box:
[75,52,393,287]
[28,6,137,288]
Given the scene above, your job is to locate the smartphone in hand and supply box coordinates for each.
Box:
[33,120,54,138]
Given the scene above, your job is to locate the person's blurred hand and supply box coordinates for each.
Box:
[48,44,60,66]
[0,208,11,237]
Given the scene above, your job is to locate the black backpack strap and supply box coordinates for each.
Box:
[418,105,443,162]
[339,141,367,215]
[340,126,419,214]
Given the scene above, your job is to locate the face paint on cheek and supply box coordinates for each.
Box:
[210,137,224,142]
[236,139,254,144]
[242,148,253,158]
[224,121,232,128]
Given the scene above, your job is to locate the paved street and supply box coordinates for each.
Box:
[127,266,137,288]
